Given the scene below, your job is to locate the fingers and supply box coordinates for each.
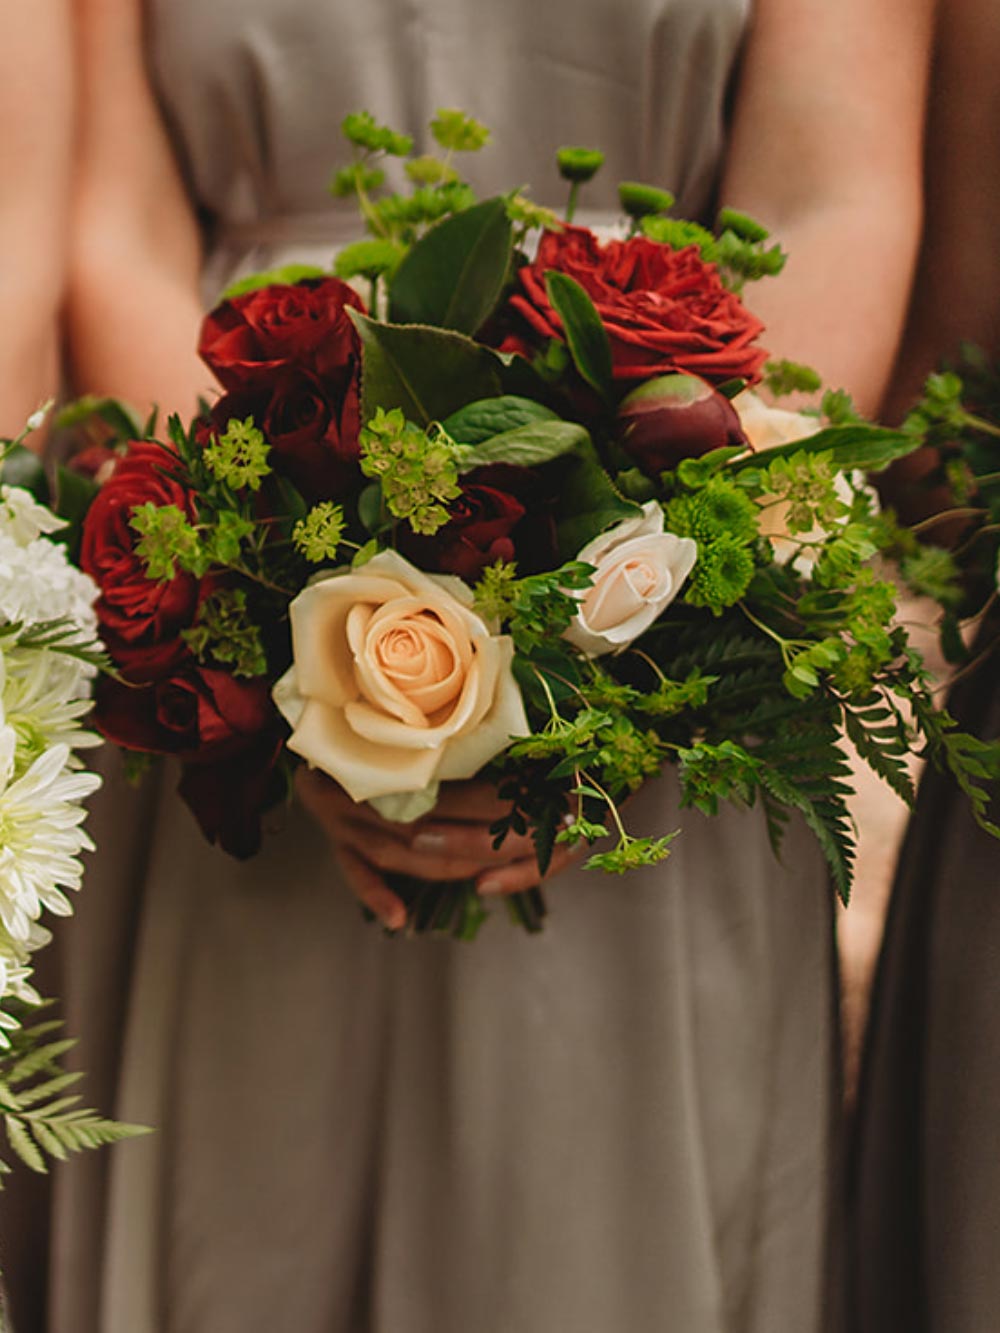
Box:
[476,842,584,897]
[296,765,584,908]
[335,844,408,932]
[408,819,536,864]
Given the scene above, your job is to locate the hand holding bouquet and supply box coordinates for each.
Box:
[72,111,1000,936]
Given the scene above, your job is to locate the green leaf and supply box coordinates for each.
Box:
[732,424,918,475]
[554,443,642,560]
[0,443,50,504]
[350,311,503,427]
[54,394,145,442]
[5,1115,46,1174]
[441,395,558,445]
[219,264,328,301]
[388,197,513,335]
[544,271,614,402]
[459,420,590,471]
[53,466,99,562]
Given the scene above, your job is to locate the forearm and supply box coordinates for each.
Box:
[69,0,216,420]
[0,0,73,437]
[719,0,933,416]
[732,193,921,415]
[68,248,215,422]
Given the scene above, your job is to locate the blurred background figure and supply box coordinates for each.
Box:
[851,0,1000,1329]
[0,0,72,440]
[0,1,73,1328]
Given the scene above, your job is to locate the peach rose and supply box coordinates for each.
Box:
[273,550,528,822]
[563,502,697,657]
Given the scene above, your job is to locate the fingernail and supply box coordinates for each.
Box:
[477,877,505,896]
[412,830,447,853]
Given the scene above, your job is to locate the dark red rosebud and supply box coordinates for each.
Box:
[198,277,366,391]
[178,730,285,858]
[617,373,748,476]
[94,664,273,764]
[67,442,120,485]
[502,225,767,387]
[80,442,199,681]
[398,464,556,582]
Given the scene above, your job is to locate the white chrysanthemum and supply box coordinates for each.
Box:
[0,920,50,1044]
[1,648,101,760]
[0,528,99,640]
[0,725,101,944]
[0,484,67,547]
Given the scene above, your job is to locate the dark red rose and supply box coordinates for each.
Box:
[198,278,366,391]
[502,226,767,387]
[177,730,285,858]
[398,464,556,581]
[80,442,199,681]
[617,373,748,475]
[206,369,362,501]
[95,664,274,763]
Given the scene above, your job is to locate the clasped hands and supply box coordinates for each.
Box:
[296,769,582,929]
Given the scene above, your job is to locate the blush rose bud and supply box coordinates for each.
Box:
[617,373,748,477]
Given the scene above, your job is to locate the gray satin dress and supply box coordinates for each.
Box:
[48,3,840,1330]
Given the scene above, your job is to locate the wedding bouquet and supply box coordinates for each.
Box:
[0,420,144,1183]
[72,110,1000,936]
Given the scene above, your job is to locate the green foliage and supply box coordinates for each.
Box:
[359,408,462,535]
[220,264,327,301]
[203,416,272,492]
[430,108,491,153]
[640,215,718,259]
[0,1006,150,1183]
[459,419,590,471]
[183,587,268,677]
[556,147,605,183]
[442,395,558,445]
[388,197,513,334]
[333,238,405,283]
[350,310,502,426]
[341,111,413,156]
[618,182,675,220]
[293,502,346,564]
[130,502,204,580]
[764,359,823,398]
[543,270,614,403]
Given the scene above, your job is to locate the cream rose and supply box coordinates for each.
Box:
[732,388,820,453]
[273,549,528,822]
[733,389,875,567]
[563,502,697,657]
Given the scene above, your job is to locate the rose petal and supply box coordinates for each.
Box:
[288,698,439,801]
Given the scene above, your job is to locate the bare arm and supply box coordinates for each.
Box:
[0,0,73,438]
[884,0,1000,419]
[68,0,214,417]
[721,0,934,415]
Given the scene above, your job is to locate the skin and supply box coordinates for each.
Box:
[70,0,934,925]
[0,3,74,1322]
[0,0,74,441]
[879,0,1000,523]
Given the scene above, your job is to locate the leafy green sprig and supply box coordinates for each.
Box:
[0,1003,149,1184]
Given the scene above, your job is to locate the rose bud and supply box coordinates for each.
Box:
[617,373,747,476]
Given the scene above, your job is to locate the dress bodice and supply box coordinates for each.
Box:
[146,0,751,257]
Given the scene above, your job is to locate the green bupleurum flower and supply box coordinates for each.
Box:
[359,408,463,536]
[293,502,346,564]
[203,416,272,492]
[129,502,204,580]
